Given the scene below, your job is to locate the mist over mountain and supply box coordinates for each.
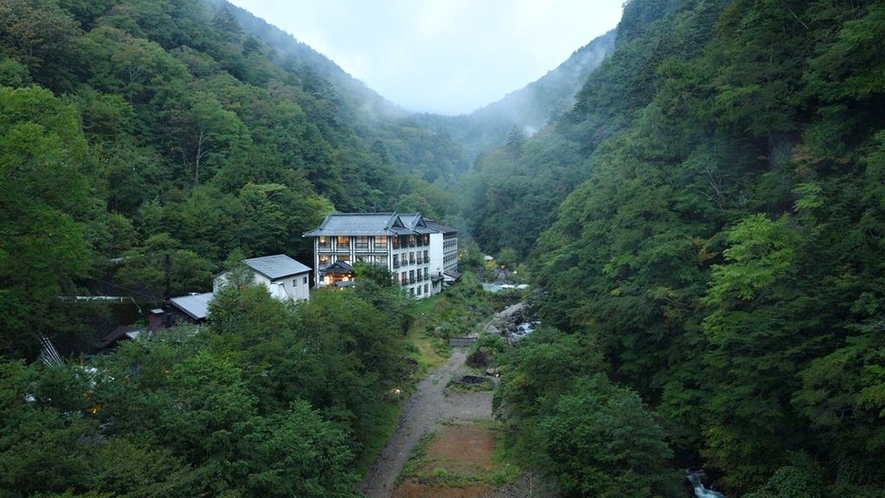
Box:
[5,0,885,496]
[412,30,616,162]
[216,0,408,122]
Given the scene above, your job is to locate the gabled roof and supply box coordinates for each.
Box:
[303,213,402,236]
[321,260,353,274]
[424,218,458,234]
[243,254,310,280]
[400,212,437,234]
[170,292,214,321]
[303,212,450,237]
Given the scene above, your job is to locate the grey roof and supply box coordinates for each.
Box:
[321,260,353,274]
[424,219,458,234]
[302,212,455,237]
[303,213,402,237]
[243,254,311,280]
[170,292,214,321]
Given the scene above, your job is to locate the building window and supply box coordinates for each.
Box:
[318,236,331,249]
[336,236,350,247]
[392,236,400,249]
[375,236,387,248]
[424,284,429,294]
[393,255,399,268]
[355,236,370,249]
[303,276,308,284]
[319,255,329,266]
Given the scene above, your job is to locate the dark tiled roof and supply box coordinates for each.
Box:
[303,213,401,236]
[303,212,449,237]
[321,260,353,274]
[243,254,311,280]
[424,219,458,234]
[444,269,463,280]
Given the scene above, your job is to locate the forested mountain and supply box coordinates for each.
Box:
[5,0,885,496]
[414,30,617,163]
[0,0,468,359]
[483,0,885,496]
[1,2,443,491]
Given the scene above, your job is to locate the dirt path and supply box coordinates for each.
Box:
[359,302,532,498]
[359,347,493,497]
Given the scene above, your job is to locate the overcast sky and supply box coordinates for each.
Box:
[225,0,624,115]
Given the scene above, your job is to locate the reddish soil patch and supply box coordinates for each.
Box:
[393,425,498,498]
[394,482,494,498]
[425,425,496,472]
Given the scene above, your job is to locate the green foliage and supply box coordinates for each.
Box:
[538,374,680,498]
[0,86,97,357]
[494,327,604,420]
[742,453,824,498]
[518,0,885,494]
[0,0,464,362]
[493,326,677,497]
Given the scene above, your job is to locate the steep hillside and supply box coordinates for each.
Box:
[0,0,467,358]
[414,30,616,163]
[484,0,885,496]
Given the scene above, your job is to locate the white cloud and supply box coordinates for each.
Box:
[227,0,623,115]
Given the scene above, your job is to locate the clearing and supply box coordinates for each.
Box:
[360,302,552,498]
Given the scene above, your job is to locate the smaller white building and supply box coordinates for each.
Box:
[215,254,311,302]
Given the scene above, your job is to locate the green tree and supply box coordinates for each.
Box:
[113,233,215,299]
[233,402,360,497]
[538,374,679,498]
[0,87,97,358]
[0,0,82,90]
[0,360,98,495]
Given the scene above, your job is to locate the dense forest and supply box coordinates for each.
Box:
[483,0,885,496]
[0,0,469,360]
[3,0,885,496]
[0,1,463,495]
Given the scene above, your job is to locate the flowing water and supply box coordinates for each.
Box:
[687,472,725,498]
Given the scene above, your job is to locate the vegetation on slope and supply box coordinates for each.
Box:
[485,0,885,496]
[0,0,467,358]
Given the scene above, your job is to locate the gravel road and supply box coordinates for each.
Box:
[358,346,494,497]
[358,302,531,498]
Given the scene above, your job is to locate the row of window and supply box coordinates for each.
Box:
[392,251,429,268]
[399,268,430,285]
[316,235,432,250]
[411,283,430,296]
[318,252,436,269]
[318,254,388,266]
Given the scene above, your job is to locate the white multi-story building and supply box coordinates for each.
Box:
[303,213,459,298]
[424,218,460,283]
